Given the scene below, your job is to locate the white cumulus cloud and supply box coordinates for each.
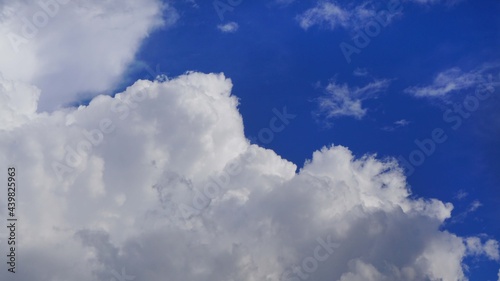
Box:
[0,71,498,281]
[0,0,177,110]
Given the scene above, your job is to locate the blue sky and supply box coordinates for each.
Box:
[0,0,499,280]
[138,0,498,230]
[132,1,500,279]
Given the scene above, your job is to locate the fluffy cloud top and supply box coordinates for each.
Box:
[0,71,498,281]
[0,0,177,110]
[0,74,40,130]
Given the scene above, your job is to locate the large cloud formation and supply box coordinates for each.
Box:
[0,71,498,281]
[0,0,175,110]
[0,1,498,280]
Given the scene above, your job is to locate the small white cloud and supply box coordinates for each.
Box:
[217,22,239,33]
[405,64,500,97]
[406,68,481,97]
[297,0,464,33]
[394,119,410,126]
[467,200,482,212]
[353,68,369,77]
[382,119,410,131]
[465,237,499,261]
[297,2,350,30]
[484,240,500,261]
[316,79,390,120]
[454,189,469,200]
[297,1,401,32]
[411,0,463,5]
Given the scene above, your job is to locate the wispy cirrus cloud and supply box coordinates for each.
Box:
[411,0,463,5]
[382,119,410,131]
[297,0,464,33]
[315,78,391,120]
[450,199,483,224]
[353,67,369,77]
[454,189,469,200]
[297,1,376,31]
[405,64,500,98]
